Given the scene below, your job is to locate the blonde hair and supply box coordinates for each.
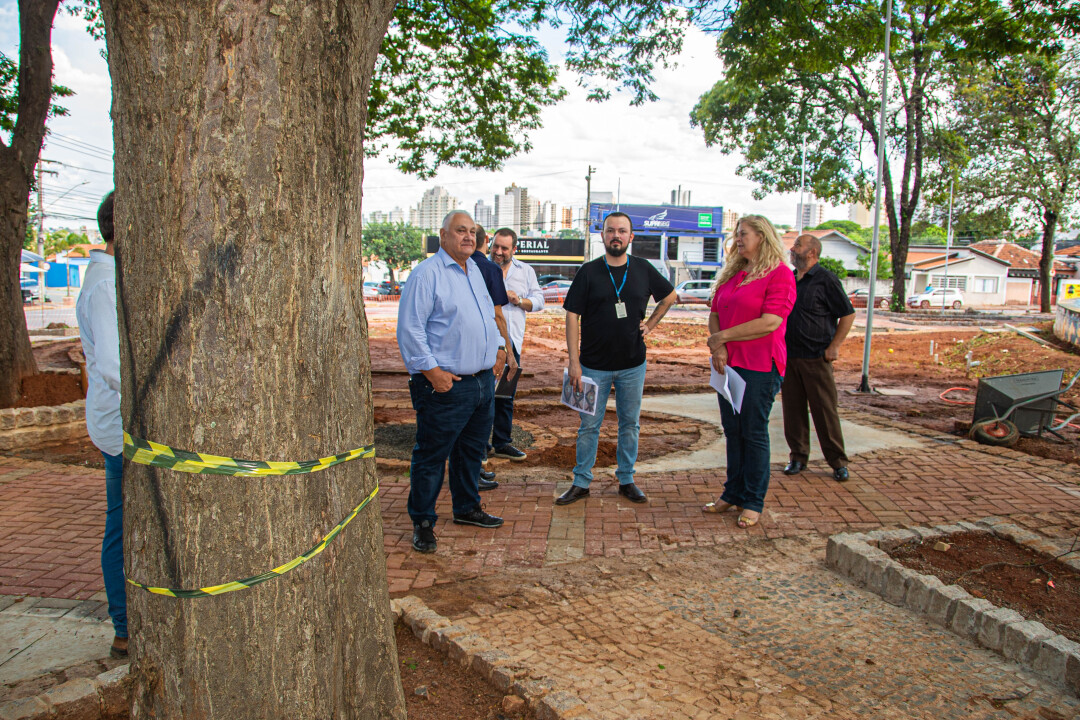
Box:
[711,215,787,300]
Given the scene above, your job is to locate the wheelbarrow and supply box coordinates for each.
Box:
[969,368,1080,447]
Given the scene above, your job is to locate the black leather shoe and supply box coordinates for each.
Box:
[452,508,504,528]
[480,469,496,481]
[412,520,437,553]
[478,477,499,491]
[783,460,807,475]
[492,444,527,461]
[554,485,590,505]
[833,466,849,482]
[618,483,648,503]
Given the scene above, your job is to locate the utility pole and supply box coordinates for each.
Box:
[37,163,46,307]
[857,0,893,393]
[585,165,595,261]
[943,180,954,310]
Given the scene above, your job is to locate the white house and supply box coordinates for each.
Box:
[904,245,1010,306]
[780,229,869,272]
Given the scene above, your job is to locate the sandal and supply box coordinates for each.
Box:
[702,501,739,514]
[736,511,760,528]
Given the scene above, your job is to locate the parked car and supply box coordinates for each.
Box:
[537,274,571,286]
[378,280,402,295]
[362,284,380,299]
[20,278,39,304]
[541,280,573,303]
[907,288,964,309]
[847,288,889,309]
[674,280,713,305]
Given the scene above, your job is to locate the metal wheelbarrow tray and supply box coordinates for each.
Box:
[970,368,1080,446]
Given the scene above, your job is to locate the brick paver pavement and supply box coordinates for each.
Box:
[3,409,1079,599]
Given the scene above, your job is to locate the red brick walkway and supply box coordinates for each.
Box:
[2,413,1079,600]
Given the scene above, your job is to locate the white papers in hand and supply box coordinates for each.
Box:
[709,364,746,413]
[561,369,600,415]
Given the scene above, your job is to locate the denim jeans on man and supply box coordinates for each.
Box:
[572,361,646,488]
[408,371,493,524]
[717,364,783,513]
[491,343,521,448]
[101,451,127,638]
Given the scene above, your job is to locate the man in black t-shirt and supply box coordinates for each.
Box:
[782,233,856,482]
[556,212,677,506]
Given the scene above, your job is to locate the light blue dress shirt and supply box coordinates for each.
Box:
[397,247,499,376]
[76,250,122,455]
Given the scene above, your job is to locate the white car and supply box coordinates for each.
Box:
[907,288,964,309]
[674,280,713,304]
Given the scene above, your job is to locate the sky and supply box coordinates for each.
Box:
[1,4,846,231]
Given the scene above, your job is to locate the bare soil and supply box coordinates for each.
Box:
[396,621,527,719]
[889,531,1080,644]
[3,339,85,409]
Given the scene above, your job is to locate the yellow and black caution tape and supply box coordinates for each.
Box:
[123,432,374,476]
[122,432,378,598]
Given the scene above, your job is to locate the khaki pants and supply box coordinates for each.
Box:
[781,357,848,470]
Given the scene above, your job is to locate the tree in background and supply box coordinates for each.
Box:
[0,4,72,405]
[23,227,90,258]
[812,220,871,246]
[691,0,1066,310]
[558,228,585,239]
[949,49,1080,311]
[362,221,426,284]
[855,249,894,280]
[818,255,848,278]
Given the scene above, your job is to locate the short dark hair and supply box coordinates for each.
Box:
[603,211,633,232]
[493,227,517,244]
[97,191,114,242]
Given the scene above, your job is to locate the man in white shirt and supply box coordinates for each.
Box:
[76,192,127,658]
[488,228,545,459]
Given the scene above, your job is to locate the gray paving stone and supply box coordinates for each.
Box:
[1066,651,1080,697]
[949,597,996,638]
[66,600,108,622]
[903,573,947,614]
[1033,635,1080,680]
[0,596,15,613]
[1002,621,1057,665]
[925,584,972,627]
[0,695,49,720]
[866,528,919,552]
[975,607,1026,652]
[882,565,922,606]
[933,524,965,536]
[990,524,1043,546]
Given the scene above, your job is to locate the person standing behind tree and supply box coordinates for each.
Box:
[782,233,855,482]
[488,227,544,460]
[556,212,677,506]
[702,215,795,528]
[76,191,127,658]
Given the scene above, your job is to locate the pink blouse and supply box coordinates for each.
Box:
[711,264,797,375]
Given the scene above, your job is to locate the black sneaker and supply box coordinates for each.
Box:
[452,507,504,528]
[412,520,437,553]
[492,444,527,461]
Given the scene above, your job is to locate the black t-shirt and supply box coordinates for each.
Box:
[785,264,855,359]
[564,255,674,371]
[471,250,509,306]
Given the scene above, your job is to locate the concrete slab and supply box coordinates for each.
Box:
[634,393,924,473]
[0,610,112,684]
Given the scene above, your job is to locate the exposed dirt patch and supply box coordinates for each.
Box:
[11,372,83,409]
[889,531,1080,644]
[396,621,527,719]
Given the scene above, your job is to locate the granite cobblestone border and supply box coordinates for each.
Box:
[0,399,87,452]
[0,664,129,720]
[393,595,592,720]
[826,516,1080,697]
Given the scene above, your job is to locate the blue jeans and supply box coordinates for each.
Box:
[101,452,127,638]
[718,365,783,514]
[408,371,493,525]
[573,361,646,488]
[491,344,521,449]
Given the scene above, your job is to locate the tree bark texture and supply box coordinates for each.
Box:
[0,0,59,405]
[1040,209,1058,313]
[101,2,404,717]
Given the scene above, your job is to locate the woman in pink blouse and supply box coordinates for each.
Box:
[702,215,796,528]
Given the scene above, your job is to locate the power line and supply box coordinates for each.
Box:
[42,159,112,176]
[48,131,113,156]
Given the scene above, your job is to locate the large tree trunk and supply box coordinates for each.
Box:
[0,0,60,405]
[101,3,405,718]
[1040,208,1058,313]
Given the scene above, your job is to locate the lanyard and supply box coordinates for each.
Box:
[605,259,628,302]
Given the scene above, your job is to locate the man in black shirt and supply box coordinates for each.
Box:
[556,212,677,505]
[782,234,856,482]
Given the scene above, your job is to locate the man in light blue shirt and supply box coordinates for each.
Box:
[397,210,506,553]
[75,192,127,658]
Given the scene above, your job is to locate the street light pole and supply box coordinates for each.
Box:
[943,180,954,310]
[857,0,893,393]
[584,165,595,262]
[797,134,807,234]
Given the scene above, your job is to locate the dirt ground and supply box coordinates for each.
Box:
[889,531,1080,645]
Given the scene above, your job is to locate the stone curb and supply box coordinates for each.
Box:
[0,664,130,720]
[826,517,1080,697]
[392,596,590,719]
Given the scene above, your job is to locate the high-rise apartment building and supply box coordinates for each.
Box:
[561,207,573,229]
[415,186,459,232]
[495,183,530,235]
[795,199,824,230]
[722,210,740,233]
[848,202,872,228]
[474,199,495,229]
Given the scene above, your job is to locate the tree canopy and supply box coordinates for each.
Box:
[362,221,426,283]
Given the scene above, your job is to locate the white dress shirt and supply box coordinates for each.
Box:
[76,250,122,455]
[500,257,544,354]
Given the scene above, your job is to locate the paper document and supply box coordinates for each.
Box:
[709,364,746,413]
[561,369,600,415]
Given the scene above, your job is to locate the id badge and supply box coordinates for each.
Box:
[614,301,627,319]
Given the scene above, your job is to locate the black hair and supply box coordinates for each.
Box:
[603,211,633,232]
[97,191,114,242]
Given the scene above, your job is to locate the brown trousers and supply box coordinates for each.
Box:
[781,356,848,469]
